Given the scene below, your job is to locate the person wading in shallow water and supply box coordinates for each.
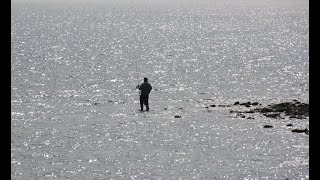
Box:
[136,77,152,111]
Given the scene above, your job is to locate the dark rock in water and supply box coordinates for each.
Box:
[297,115,304,119]
[287,124,293,126]
[236,113,245,118]
[179,108,183,110]
[292,128,309,135]
[205,106,209,109]
[247,117,254,119]
[254,101,308,118]
[240,102,251,106]
[289,115,304,119]
[305,129,309,135]
[229,100,308,120]
[164,107,168,110]
[257,107,273,113]
[209,104,216,107]
[263,125,273,128]
[218,105,225,107]
[174,115,182,118]
[234,101,240,105]
[264,113,281,118]
[237,114,245,118]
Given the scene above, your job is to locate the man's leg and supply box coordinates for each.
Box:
[139,95,143,111]
[145,97,149,111]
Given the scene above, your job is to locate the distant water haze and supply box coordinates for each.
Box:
[12,0,309,8]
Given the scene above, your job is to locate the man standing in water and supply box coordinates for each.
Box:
[136,77,152,111]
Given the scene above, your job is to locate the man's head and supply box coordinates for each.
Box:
[144,77,148,82]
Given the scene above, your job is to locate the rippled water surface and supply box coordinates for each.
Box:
[12,1,309,179]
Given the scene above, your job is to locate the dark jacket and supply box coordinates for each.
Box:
[139,82,152,96]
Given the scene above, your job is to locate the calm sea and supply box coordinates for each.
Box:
[11,1,309,179]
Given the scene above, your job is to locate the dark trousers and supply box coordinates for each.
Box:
[140,94,149,111]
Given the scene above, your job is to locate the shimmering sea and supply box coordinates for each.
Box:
[11,1,309,179]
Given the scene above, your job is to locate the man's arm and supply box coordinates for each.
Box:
[138,83,144,90]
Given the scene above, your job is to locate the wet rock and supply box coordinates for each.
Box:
[243,110,254,113]
[286,124,293,127]
[254,101,309,118]
[247,117,254,119]
[289,114,304,119]
[229,100,308,120]
[174,115,182,118]
[263,125,273,128]
[237,113,246,118]
[256,107,273,113]
[264,113,281,119]
[240,102,251,106]
[209,104,216,107]
[234,101,240,105]
[218,105,225,107]
[236,113,245,118]
[292,128,309,135]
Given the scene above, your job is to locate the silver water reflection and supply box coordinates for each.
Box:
[12,2,308,179]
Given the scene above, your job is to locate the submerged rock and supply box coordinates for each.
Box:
[174,115,182,118]
[240,102,251,106]
[229,100,308,120]
[263,125,273,128]
[251,102,259,105]
[292,128,309,135]
[254,101,309,118]
[236,113,245,118]
[264,113,281,119]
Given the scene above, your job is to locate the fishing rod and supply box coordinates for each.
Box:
[135,57,141,96]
